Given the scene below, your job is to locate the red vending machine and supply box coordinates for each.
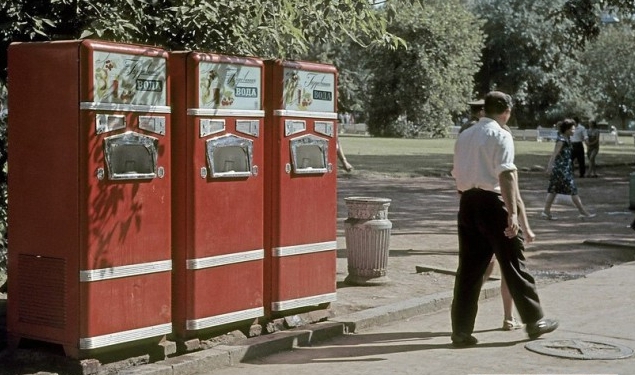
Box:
[8,40,172,357]
[263,60,338,316]
[170,52,265,340]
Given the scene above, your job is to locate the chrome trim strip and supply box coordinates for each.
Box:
[80,102,171,113]
[79,323,172,349]
[79,260,172,282]
[187,108,265,117]
[273,110,338,119]
[186,307,264,331]
[272,241,336,257]
[271,292,337,312]
[187,249,264,270]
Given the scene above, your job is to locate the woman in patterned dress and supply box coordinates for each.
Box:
[541,118,595,220]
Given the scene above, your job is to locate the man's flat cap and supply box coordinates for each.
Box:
[467,99,485,106]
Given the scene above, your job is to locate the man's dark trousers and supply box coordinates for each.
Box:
[571,142,586,177]
[451,189,544,336]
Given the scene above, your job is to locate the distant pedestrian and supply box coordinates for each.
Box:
[451,90,558,347]
[586,120,600,177]
[541,119,596,220]
[570,116,588,178]
[459,99,484,133]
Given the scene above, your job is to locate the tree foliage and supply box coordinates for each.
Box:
[552,0,635,49]
[471,0,635,127]
[0,0,404,85]
[581,24,635,127]
[364,0,484,137]
[471,0,596,127]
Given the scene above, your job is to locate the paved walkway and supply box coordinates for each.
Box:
[120,173,635,375]
[158,261,635,375]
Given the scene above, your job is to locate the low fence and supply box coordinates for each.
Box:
[448,126,622,145]
[343,123,624,145]
[340,123,368,135]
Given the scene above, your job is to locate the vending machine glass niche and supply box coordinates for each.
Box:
[206,134,254,178]
[104,131,159,180]
[290,134,329,174]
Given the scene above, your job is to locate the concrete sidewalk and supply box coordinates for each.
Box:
[188,260,635,375]
[122,254,635,375]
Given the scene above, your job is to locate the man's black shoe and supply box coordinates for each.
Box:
[451,333,478,348]
[526,318,559,339]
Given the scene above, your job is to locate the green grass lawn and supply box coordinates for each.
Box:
[338,135,635,177]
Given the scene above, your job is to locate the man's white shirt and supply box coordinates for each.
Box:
[571,124,588,143]
[452,118,517,194]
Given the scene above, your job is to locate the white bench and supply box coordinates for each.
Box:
[600,132,620,145]
[537,128,558,142]
[510,128,539,141]
[448,126,461,138]
[341,123,368,135]
[522,129,539,141]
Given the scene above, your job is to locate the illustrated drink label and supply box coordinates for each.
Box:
[282,68,335,112]
[198,62,262,110]
[93,51,167,106]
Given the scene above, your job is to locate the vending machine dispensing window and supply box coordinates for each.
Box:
[103,131,160,180]
[289,134,328,174]
[205,134,254,178]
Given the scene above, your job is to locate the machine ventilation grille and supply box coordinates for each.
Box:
[18,254,67,328]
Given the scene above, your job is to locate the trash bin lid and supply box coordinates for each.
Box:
[344,196,392,204]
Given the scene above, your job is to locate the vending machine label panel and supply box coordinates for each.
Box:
[282,69,335,112]
[93,51,167,106]
[199,119,226,137]
[236,120,260,137]
[198,62,261,110]
[285,120,306,137]
[139,116,166,135]
[314,121,334,137]
[96,114,126,134]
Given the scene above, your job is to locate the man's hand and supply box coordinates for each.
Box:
[504,213,519,238]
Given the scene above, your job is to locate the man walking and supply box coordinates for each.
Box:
[571,116,588,178]
[450,91,558,347]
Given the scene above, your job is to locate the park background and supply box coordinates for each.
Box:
[2,0,635,285]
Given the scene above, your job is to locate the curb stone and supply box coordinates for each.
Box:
[121,284,501,375]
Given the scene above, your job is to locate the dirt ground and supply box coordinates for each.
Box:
[331,162,635,316]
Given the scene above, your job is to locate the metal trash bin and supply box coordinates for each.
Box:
[344,197,392,285]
